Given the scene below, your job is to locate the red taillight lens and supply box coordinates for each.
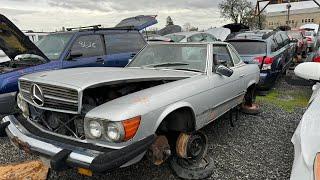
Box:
[314,56,320,63]
[254,56,263,63]
[307,37,312,42]
[254,56,274,64]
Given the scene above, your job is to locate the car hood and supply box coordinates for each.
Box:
[0,14,49,61]
[20,67,198,90]
[115,15,157,31]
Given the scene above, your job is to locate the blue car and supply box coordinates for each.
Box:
[0,14,157,114]
[226,30,295,90]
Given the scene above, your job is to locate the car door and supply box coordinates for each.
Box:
[62,34,106,68]
[104,31,146,67]
[206,45,244,122]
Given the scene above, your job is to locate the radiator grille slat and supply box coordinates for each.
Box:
[19,80,80,113]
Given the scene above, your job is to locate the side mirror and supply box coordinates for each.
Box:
[68,52,83,60]
[295,62,320,81]
[215,65,233,77]
[291,38,298,43]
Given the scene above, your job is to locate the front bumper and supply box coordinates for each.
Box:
[1,115,155,173]
[0,92,16,115]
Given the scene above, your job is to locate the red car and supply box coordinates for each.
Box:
[287,30,308,57]
[313,47,320,63]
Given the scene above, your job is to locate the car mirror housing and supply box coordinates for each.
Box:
[295,62,320,82]
[215,65,233,77]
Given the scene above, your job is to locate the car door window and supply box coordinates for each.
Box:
[105,32,146,54]
[281,33,290,45]
[71,35,104,58]
[275,34,284,49]
[212,45,233,68]
[228,45,242,65]
[203,33,217,42]
[270,39,278,52]
[187,34,204,42]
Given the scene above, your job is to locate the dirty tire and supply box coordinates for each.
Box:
[170,156,214,180]
[241,103,261,115]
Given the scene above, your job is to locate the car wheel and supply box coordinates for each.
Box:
[171,132,214,179]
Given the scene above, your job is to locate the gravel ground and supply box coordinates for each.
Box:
[0,70,312,180]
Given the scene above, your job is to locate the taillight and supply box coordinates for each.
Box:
[314,56,320,63]
[254,56,274,64]
[307,37,312,42]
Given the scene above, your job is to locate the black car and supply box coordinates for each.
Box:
[226,30,295,89]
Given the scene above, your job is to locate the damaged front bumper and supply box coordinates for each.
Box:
[1,115,155,173]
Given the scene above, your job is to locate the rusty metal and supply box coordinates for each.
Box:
[0,160,49,180]
[176,133,190,159]
[11,137,31,154]
[147,135,171,165]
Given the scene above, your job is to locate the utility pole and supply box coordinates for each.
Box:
[286,1,291,27]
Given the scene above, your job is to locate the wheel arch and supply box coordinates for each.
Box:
[153,102,196,133]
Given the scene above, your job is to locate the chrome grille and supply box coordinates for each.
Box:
[19,80,79,113]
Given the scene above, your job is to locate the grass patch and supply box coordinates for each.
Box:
[256,89,310,112]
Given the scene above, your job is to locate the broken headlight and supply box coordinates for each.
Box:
[17,93,29,118]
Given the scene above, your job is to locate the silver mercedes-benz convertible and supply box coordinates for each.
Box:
[1,42,259,178]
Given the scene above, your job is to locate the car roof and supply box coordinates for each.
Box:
[165,31,205,37]
[50,28,139,35]
[148,42,229,46]
[227,30,277,41]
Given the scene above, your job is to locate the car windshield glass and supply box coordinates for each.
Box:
[229,41,266,55]
[35,33,73,60]
[164,34,186,42]
[128,44,207,72]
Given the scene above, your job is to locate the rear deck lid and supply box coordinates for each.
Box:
[0,14,49,61]
[115,15,157,31]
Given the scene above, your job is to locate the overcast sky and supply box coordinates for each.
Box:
[1,0,318,32]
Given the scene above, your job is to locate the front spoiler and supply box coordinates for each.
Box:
[2,115,155,173]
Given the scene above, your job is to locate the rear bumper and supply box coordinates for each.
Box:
[257,71,278,90]
[1,115,155,173]
[0,92,16,115]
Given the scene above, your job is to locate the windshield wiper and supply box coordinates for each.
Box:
[146,62,189,68]
[173,68,202,73]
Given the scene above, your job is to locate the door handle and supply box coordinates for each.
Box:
[96,58,104,64]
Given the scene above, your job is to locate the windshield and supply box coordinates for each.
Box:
[305,31,314,36]
[36,33,73,60]
[128,44,207,72]
[228,41,266,55]
[164,34,186,42]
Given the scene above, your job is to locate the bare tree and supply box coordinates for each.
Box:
[219,0,252,24]
[219,0,266,29]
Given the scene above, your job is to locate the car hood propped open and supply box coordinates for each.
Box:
[115,15,158,31]
[0,14,49,61]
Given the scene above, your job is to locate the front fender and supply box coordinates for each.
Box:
[152,101,196,133]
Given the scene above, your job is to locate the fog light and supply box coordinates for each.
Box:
[88,121,102,139]
[17,93,29,118]
[105,122,124,142]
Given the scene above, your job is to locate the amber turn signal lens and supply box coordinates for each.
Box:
[122,116,141,141]
[315,153,320,180]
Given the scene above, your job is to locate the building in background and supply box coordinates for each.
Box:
[264,0,320,29]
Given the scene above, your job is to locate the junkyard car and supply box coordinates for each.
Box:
[227,30,295,89]
[164,32,218,42]
[1,42,259,178]
[291,62,320,180]
[0,14,155,115]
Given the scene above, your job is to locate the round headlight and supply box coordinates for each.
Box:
[105,122,124,142]
[88,121,103,139]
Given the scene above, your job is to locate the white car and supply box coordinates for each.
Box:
[164,31,218,43]
[291,62,320,180]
